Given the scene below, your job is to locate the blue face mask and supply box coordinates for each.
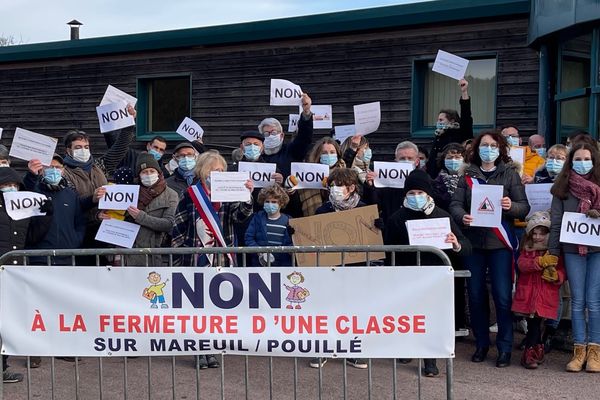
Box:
[573,160,594,176]
[506,136,519,147]
[479,146,500,163]
[0,186,18,193]
[361,148,372,163]
[535,148,546,158]
[406,194,428,210]
[436,122,447,130]
[244,144,262,161]
[44,168,63,185]
[178,156,196,171]
[148,148,163,161]
[546,159,564,176]
[444,158,463,173]
[263,203,279,215]
[320,153,338,167]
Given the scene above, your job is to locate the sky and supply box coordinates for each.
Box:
[1,0,432,44]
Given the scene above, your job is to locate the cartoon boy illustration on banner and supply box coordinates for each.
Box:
[283,271,310,309]
[143,271,169,309]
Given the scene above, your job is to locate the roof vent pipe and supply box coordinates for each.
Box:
[67,20,83,40]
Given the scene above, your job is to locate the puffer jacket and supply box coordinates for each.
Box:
[449,161,530,250]
[244,210,293,266]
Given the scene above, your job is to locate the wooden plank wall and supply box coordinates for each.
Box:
[0,15,538,166]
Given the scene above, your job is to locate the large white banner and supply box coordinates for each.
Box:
[0,266,454,359]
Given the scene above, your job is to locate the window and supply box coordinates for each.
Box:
[137,75,191,140]
[412,57,497,136]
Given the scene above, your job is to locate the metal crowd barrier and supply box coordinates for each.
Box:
[0,245,470,400]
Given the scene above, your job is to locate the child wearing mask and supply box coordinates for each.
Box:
[245,184,293,267]
[316,168,365,214]
[432,143,465,211]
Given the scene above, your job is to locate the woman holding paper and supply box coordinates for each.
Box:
[449,130,529,368]
[548,142,600,372]
[340,135,372,184]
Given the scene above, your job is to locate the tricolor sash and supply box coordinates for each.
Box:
[188,182,236,266]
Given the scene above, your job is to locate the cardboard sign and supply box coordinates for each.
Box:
[525,183,553,218]
[176,117,204,141]
[470,184,503,228]
[373,161,414,188]
[560,212,600,247]
[238,162,276,188]
[289,205,385,266]
[2,191,48,221]
[96,101,135,134]
[270,79,302,106]
[290,162,330,189]
[209,172,251,203]
[334,125,356,144]
[100,85,137,107]
[98,184,140,211]
[288,114,300,133]
[95,219,141,249]
[310,105,333,130]
[9,127,58,166]
[406,218,452,250]
[353,102,381,135]
[432,50,469,80]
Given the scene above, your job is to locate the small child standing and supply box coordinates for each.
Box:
[512,211,565,369]
[245,184,293,267]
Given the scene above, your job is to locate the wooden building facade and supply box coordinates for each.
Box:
[0,0,537,161]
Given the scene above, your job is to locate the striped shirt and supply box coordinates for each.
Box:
[266,215,288,246]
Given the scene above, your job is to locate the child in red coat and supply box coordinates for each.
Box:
[512,211,565,369]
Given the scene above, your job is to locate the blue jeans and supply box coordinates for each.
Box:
[564,252,600,344]
[464,249,514,353]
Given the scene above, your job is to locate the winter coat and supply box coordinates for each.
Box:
[244,211,293,266]
[449,161,530,250]
[522,147,545,178]
[263,113,313,178]
[362,185,404,232]
[512,248,565,319]
[166,169,198,199]
[385,205,471,266]
[426,98,473,177]
[549,192,600,256]
[534,168,554,184]
[125,186,179,266]
[315,200,366,214]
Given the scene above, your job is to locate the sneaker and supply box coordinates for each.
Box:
[206,355,220,368]
[309,358,327,368]
[161,304,168,309]
[533,344,545,364]
[3,371,23,383]
[346,358,368,369]
[196,355,208,369]
[489,323,498,333]
[521,347,538,369]
[422,359,439,377]
[151,304,158,309]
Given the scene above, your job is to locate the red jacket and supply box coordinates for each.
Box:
[511,248,565,319]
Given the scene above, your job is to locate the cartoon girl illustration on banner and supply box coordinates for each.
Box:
[284,271,310,309]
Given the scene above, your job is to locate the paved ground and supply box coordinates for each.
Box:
[2,334,598,400]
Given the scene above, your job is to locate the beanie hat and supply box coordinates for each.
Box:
[0,144,9,159]
[404,169,433,196]
[136,153,161,176]
[0,167,24,188]
[240,130,265,142]
[526,211,551,234]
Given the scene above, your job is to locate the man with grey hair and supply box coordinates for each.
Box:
[260,93,314,177]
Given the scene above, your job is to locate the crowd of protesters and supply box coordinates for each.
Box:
[1,80,600,383]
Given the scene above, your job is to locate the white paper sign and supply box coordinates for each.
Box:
[470,184,503,228]
[290,162,330,189]
[98,184,140,211]
[100,85,137,107]
[9,127,58,166]
[176,117,204,141]
[288,114,300,133]
[270,79,302,106]
[2,191,48,221]
[95,219,141,249]
[509,147,525,168]
[353,102,381,135]
[406,218,452,250]
[334,125,356,144]
[311,105,333,129]
[560,212,600,247]
[96,101,135,134]
[525,183,553,218]
[432,50,469,80]
[238,162,276,188]
[0,127,3,140]
[210,171,251,202]
[373,161,414,188]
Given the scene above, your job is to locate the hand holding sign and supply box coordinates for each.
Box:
[98,184,140,211]
[2,191,49,221]
[176,117,204,142]
[270,79,302,106]
[432,50,469,81]
[96,101,135,134]
[10,128,58,166]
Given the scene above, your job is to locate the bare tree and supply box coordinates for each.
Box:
[0,35,19,47]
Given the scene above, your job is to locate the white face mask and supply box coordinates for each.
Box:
[330,185,347,202]
[140,173,159,187]
[264,134,283,150]
[72,148,91,163]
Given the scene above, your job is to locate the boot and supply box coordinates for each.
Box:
[586,343,600,373]
[566,344,587,372]
[533,344,545,364]
[520,347,538,369]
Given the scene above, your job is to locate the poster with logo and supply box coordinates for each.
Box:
[470,184,503,228]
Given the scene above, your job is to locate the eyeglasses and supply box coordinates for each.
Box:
[480,144,499,149]
[547,156,567,161]
[263,130,280,137]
